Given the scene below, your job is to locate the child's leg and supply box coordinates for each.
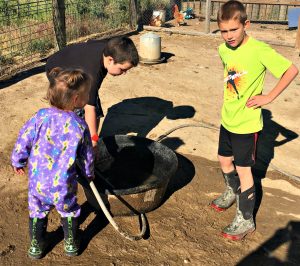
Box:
[218,154,235,173]
[28,216,48,259]
[28,194,50,259]
[236,166,254,192]
[211,155,241,211]
[221,182,256,240]
[61,216,80,256]
[56,193,81,256]
[210,126,241,211]
[221,132,258,240]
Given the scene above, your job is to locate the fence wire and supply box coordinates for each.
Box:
[140,0,300,28]
[1,0,300,80]
[191,1,293,22]
[0,0,131,80]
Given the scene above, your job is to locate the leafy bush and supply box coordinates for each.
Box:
[0,54,15,65]
[28,38,54,55]
[76,0,129,25]
[76,0,107,17]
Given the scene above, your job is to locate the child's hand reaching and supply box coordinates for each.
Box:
[13,166,25,175]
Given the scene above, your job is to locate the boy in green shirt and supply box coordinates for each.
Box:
[210,0,298,240]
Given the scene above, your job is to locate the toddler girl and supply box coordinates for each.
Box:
[11,68,94,258]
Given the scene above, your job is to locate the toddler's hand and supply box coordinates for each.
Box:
[246,95,271,109]
[13,166,25,175]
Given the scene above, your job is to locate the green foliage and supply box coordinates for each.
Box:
[28,38,54,55]
[139,0,170,10]
[0,0,52,26]
[76,0,107,18]
[0,0,172,79]
[75,0,129,27]
[0,54,15,65]
[104,0,130,28]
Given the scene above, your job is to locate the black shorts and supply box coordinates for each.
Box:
[218,125,260,167]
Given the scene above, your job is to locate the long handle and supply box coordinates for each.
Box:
[89,180,147,241]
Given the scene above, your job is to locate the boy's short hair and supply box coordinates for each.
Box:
[103,36,139,66]
[217,0,247,25]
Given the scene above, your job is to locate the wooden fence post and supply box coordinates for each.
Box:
[130,0,138,30]
[52,0,66,50]
[205,0,211,33]
[279,5,287,21]
[295,15,300,53]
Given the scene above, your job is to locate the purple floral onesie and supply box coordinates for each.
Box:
[11,107,94,218]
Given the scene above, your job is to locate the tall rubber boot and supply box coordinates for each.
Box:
[210,170,240,212]
[28,217,47,259]
[61,217,80,256]
[222,185,256,240]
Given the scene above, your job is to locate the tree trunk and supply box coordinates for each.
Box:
[130,0,138,30]
[205,0,211,33]
[52,0,66,50]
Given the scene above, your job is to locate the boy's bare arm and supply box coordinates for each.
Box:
[84,104,98,146]
[246,64,298,109]
[84,104,101,161]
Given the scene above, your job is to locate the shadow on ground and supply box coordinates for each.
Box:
[74,152,195,247]
[100,96,195,140]
[163,152,195,201]
[0,64,46,90]
[252,109,298,217]
[237,221,300,266]
[78,202,109,255]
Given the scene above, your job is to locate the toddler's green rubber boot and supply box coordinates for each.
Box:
[28,217,47,259]
[61,216,80,256]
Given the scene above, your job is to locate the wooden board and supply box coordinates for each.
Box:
[295,16,300,50]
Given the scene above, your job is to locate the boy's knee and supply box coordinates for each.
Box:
[218,155,235,173]
[218,155,233,166]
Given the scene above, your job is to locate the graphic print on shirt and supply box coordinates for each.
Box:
[45,128,55,145]
[36,181,46,196]
[33,139,41,156]
[54,170,61,187]
[44,154,55,170]
[224,67,247,100]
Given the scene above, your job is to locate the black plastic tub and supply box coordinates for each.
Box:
[79,135,178,216]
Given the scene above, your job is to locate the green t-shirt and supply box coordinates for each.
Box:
[218,37,292,134]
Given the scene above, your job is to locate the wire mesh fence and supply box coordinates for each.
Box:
[1,0,300,80]
[138,0,181,26]
[187,0,298,22]
[140,0,300,28]
[0,0,132,80]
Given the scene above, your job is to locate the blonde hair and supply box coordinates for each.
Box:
[217,0,247,25]
[46,67,91,110]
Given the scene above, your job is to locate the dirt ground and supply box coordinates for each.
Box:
[0,18,300,265]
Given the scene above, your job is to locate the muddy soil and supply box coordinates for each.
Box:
[0,19,300,265]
